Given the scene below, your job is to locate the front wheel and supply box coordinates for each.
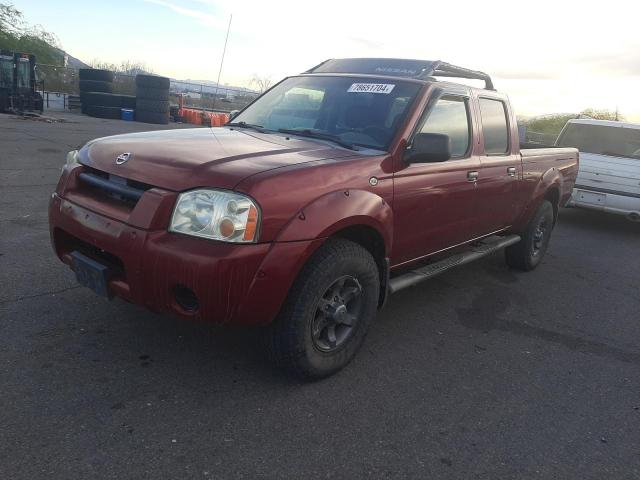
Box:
[505,200,554,271]
[263,238,380,379]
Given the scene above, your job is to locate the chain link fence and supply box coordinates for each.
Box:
[36,64,259,113]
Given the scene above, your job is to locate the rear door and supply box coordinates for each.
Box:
[474,95,521,235]
[392,89,481,265]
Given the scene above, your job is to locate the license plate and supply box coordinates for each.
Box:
[71,251,113,298]
[576,190,606,206]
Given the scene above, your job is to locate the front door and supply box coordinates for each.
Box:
[392,94,480,266]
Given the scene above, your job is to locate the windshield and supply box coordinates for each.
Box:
[557,122,640,159]
[0,58,12,88]
[232,76,421,150]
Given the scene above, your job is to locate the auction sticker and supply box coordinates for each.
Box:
[347,83,395,94]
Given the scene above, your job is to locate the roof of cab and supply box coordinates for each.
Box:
[568,118,640,130]
[304,58,496,90]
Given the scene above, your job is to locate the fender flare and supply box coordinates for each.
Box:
[275,189,394,253]
[514,167,563,230]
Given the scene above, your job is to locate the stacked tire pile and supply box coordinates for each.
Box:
[135,74,170,125]
[79,69,113,114]
[79,68,135,119]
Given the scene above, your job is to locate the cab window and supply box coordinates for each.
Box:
[419,96,471,158]
[479,98,509,154]
[0,58,12,88]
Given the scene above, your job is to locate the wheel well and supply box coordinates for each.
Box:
[544,187,560,225]
[331,225,388,307]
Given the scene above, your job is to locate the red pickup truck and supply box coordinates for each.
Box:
[49,58,578,378]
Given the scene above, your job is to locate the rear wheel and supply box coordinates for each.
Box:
[263,238,380,379]
[505,200,554,271]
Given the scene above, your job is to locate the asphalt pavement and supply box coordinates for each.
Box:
[1,111,639,479]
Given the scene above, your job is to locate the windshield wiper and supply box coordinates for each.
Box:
[277,128,357,151]
[227,121,268,133]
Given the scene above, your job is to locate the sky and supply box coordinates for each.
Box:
[12,0,640,121]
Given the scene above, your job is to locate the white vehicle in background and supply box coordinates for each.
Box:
[556,119,640,222]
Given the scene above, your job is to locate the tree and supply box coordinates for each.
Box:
[579,108,624,121]
[89,59,153,75]
[0,1,63,65]
[0,2,23,35]
[525,114,577,136]
[250,74,273,93]
[524,107,625,139]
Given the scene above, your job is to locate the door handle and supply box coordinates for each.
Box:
[467,171,479,182]
[507,167,517,177]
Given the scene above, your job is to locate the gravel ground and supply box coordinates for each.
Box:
[1,111,639,479]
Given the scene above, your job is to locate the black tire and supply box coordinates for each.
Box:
[86,105,121,120]
[135,98,169,113]
[83,92,122,108]
[135,74,170,90]
[79,68,114,82]
[263,238,380,379]
[79,80,113,93]
[136,86,170,101]
[505,200,555,271]
[136,110,169,124]
[120,95,136,109]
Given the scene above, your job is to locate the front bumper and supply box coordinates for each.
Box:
[49,192,321,325]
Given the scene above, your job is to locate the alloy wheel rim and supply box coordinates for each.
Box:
[532,219,548,256]
[311,275,363,352]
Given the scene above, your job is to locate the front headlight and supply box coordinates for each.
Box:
[169,189,260,243]
[66,150,79,166]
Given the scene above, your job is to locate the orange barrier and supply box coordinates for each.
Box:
[180,109,230,127]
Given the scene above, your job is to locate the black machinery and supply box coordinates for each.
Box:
[0,50,44,114]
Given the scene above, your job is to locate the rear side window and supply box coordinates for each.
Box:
[479,98,509,154]
[419,97,470,158]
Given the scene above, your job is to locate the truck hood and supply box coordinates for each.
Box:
[79,127,356,191]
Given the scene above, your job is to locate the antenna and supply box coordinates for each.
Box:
[211,14,232,112]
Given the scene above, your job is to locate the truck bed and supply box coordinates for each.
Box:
[519,145,579,207]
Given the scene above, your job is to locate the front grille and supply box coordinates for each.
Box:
[78,165,154,207]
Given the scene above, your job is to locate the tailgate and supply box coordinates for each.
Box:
[576,152,640,197]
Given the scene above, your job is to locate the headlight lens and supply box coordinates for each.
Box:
[66,150,79,166]
[169,189,260,243]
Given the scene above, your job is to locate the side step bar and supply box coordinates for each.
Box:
[389,235,521,294]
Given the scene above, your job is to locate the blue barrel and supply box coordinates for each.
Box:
[121,109,134,121]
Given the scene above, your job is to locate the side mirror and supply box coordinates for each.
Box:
[405,133,452,163]
[229,110,240,121]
